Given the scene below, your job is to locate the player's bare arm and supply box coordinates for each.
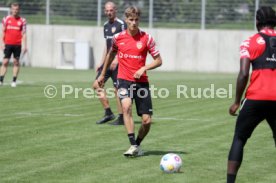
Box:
[229,58,250,116]
[134,54,162,79]
[1,24,5,50]
[109,57,118,71]
[22,32,27,53]
[97,45,107,71]
[98,49,117,87]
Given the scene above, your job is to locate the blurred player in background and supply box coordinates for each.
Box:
[227,6,276,183]
[93,1,126,125]
[98,6,162,156]
[0,3,27,87]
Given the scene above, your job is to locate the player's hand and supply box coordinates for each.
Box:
[110,61,118,71]
[97,74,105,88]
[134,67,146,79]
[0,44,5,50]
[229,103,240,116]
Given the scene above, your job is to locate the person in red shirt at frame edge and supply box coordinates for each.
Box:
[98,6,162,157]
[0,3,27,87]
[227,6,276,183]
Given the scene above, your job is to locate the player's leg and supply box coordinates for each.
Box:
[93,68,115,124]
[121,97,134,134]
[136,114,151,146]
[11,45,21,87]
[109,87,124,125]
[0,58,9,85]
[227,100,265,183]
[267,117,276,147]
[109,67,124,125]
[135,82,153,147]
[121,97,140,156]
[0,45,12,85]
[11,58,20,87]
[117,80,140,156]
[266,101,276,147]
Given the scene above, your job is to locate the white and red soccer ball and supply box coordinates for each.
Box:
[160,153,182,173]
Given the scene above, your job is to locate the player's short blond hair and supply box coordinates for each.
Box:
[11,2,20,8]
[124,6,141,18]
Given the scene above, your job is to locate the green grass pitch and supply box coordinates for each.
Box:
[0,67,275,183]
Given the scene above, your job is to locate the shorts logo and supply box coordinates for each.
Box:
[257,37,265,45]
[136,41,143,49]
[118,88,128,96]
[111,26,116,33]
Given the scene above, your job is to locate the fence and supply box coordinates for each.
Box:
[0,0,276,30]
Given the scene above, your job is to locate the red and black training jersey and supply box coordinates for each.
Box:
[240,28,276,101]
[103,18,126,51]
[2,15,26,45]
[112,29,160,83]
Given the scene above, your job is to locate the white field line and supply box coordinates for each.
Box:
[153,117,210,122]
[15,112,83,117]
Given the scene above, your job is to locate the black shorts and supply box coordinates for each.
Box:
[3,45,22,59]
[234,99,276,143]
[95,65,118,87]
[117,79,153,117]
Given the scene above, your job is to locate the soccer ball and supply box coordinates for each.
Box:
[160,153,182,173]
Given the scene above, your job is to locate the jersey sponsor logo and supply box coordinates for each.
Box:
[7,25,20,30]
[106,36,113,39]
[136,41,143,49]
[111,26,116,33]
[257,37,265,45]
[118,52,143,59]
[266,54,276,62]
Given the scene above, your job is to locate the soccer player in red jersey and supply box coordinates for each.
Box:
[227,6,276,183]
[0,3,27,87]
[98,6,162,157]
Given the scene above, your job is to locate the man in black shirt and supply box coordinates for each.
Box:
[93,1,126,125]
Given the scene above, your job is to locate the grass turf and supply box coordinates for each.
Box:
[0,67,275,183]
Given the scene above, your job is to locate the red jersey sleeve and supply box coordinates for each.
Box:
[2,16,7,30]
[240,34,266,61]
[147,34,160,57]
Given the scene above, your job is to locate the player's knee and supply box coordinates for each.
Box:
[13,60,19,67]
[142,115,151,125]
[2,60,9,67]
[122,105,131,115]
[234,134,247,146]
[92,80,99,90]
